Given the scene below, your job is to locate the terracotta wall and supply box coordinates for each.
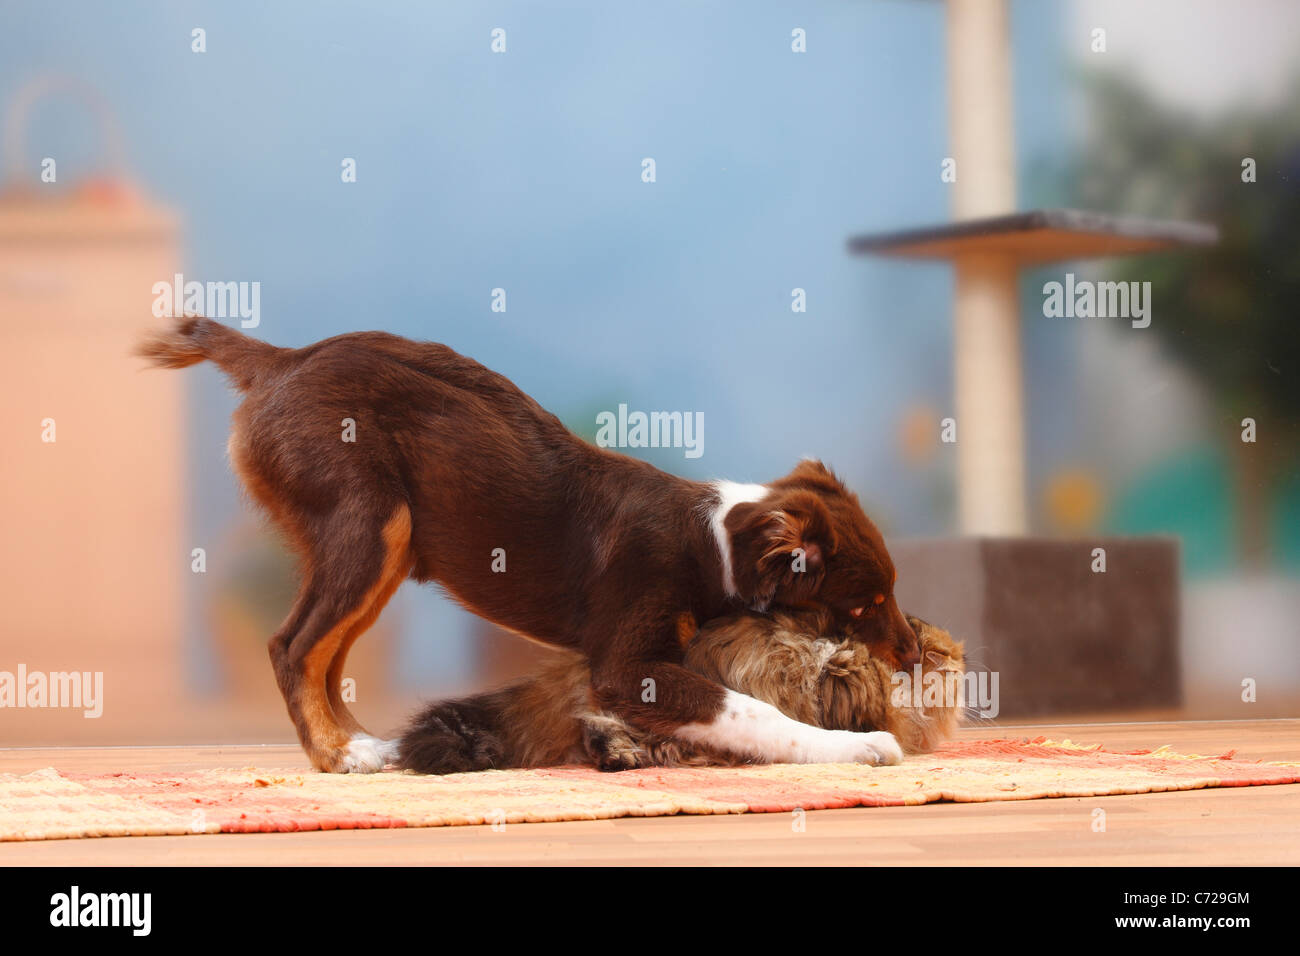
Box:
[0,193,190,743]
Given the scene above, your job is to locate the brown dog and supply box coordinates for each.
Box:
[138,318,919,772]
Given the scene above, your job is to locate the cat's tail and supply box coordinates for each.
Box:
[399,655,590,774]
[396,688,516,774]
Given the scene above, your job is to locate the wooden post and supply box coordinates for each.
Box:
[947,0,1016,218]
[946,0,1026,533]
[953,254,1026,533]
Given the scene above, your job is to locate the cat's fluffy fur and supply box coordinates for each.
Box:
[398,611,964,773]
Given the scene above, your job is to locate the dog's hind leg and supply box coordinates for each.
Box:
[323,516,410,745]
[268,503,412,773]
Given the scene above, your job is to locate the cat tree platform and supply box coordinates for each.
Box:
[847,207,1217,265]
[848,207,1216,536]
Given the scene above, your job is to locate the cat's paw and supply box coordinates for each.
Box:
[581,714,649,772]
[594,743,649,772]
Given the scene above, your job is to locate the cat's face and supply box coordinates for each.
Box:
[893,615,966,750]
[908,614,965,679]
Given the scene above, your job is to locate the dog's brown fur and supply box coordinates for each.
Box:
[138,318,919,771]
[398,612,964,772]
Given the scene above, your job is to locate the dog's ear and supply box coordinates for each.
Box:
[775,458,844,494]
[790,457,833,480]
[726,489,836,610]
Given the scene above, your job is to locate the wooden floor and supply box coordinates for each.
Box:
[2,719,1298,866]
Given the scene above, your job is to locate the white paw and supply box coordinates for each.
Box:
[811,729,903,766]
[856,731,904,766]
[339,734,398,773]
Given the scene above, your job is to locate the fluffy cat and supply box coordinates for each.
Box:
[397,611,964,773]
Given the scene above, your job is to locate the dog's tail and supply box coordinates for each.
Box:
[396,689,515,775]
[135,316,280,391]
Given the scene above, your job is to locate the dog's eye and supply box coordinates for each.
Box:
[849,598,885,619]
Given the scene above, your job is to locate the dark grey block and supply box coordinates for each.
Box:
[891,536,1181,718]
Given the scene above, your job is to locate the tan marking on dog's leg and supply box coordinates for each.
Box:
[294,506,412,772]
[675,611,698,648]
[325,507,413,736]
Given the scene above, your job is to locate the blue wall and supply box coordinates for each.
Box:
[2,1,1066,687]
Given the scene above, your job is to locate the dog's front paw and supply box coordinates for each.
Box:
[854,730,904,766]
[812,729,904,766]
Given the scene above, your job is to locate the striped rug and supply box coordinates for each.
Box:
[3,737,1298,841]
